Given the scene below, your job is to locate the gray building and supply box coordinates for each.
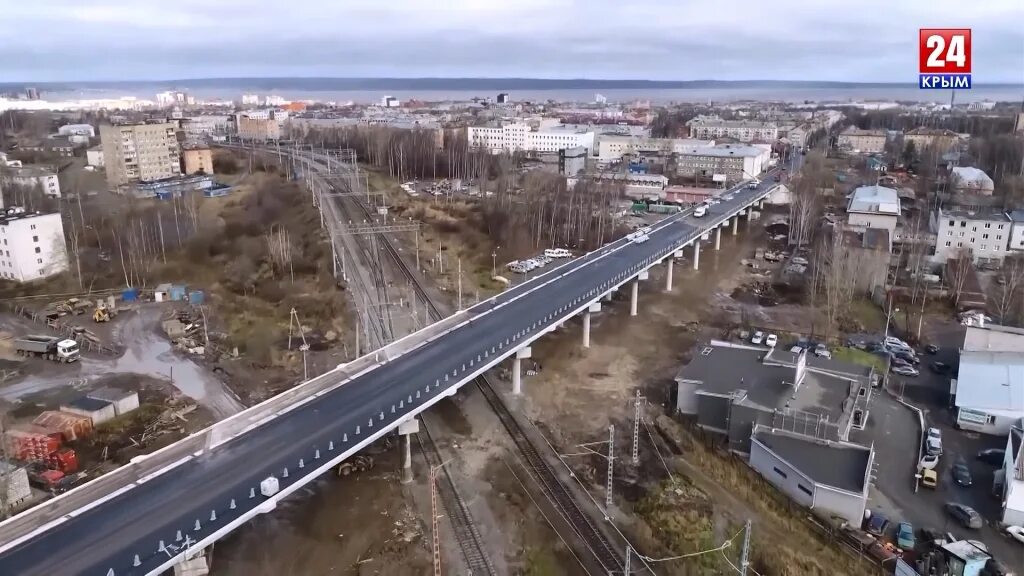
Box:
[675,341,875,453]
[749,426,873,526]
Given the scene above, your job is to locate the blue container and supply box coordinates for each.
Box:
[121,287,139,302]
[169,284,188,301]
[188,290,205,305]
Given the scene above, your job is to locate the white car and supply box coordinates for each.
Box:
[751,331,765,345]
[632,233,649,244]
[885,336,910,349]
[919,454,939,470]
[693,205,708,218]
[1006,525,1024,544]
[765,334,778,348]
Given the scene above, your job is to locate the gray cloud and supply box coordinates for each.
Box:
[0,0,1021,82]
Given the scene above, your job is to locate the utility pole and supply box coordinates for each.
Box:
[624,545,631,576]
[739,519,752,576]
[632,390,642,464]
[430,465,442,576]
[606,424,615,511]
[457,257,463,310]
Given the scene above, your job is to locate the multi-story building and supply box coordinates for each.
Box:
[596,135,713,165]
[846,185,901,249]
[241,94,260,106]
[837,127,887,154]
[183,147,214,175]
[904,127,961,152]
[1007,211,1024,253]
[6,166,61,198]
[86,146,104,168]
[236,111,282,141]
[685,115,777,142]
[675,144,771,183]
[0,208,69,282]
[931,207,1011,265]
[467,123,594,154]
[99,121,182,189]
[950,167,994,195]
[181,115,232,142]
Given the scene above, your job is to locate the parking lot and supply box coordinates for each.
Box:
[854,321,1024,569]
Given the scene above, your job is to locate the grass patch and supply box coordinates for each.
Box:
[847,299,885,333]
[522,546,562,576]
[832,346,887,373]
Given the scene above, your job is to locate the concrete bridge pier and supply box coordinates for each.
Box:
[692,240,701,271]
[714,226,722,250]
[582,301,601,348]
[732,216,739,236]
[174,553,210,576]
[629,279,639,316]
[512,346,532,395]
[664,257,674,292]
[398,418,419,484]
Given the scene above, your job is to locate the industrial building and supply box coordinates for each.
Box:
[675,144,770,184]
[236,111,283,141]
[0,209,69,282]
[596,135,713,165]
[467,122,594,154]
[98,121,182,189]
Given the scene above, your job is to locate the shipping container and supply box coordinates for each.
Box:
[0,462,31,508]
[3,427,62,461]
[61,397,116,425]
[86,387,139,417]
[33,410,94,441]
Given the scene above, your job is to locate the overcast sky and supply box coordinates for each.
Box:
[1,0,1022,83]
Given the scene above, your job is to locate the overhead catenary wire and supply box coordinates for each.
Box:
[638,525,744,564]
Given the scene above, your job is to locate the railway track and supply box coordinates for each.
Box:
[342,179,626,574]
[416,418,497,575]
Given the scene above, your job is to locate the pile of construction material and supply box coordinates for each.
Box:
[161,308,207,355]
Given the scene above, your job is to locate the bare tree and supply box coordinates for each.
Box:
[946,250,974,309]
[992,256,1024,324]
[266,225,295,283]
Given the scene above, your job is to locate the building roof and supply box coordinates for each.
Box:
[65,396,112,413]
[0,208,58,226]
[940,540,990,563]
[951,167,994,186]
[675,341,866,424]
[1009,210,1024,223]
[752,426,871,493]
[87,387,137,403]
[906,127,960,137]
[954,351,1024,412]
[682,144,765,159]
[840,126,886,137]
[848,185,900,215]
[939,206,1010,222]
[964,323,1024,352]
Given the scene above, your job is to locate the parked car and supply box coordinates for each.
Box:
[892,365,920,377]
[920,468,938,488]
[814,344,831,358]
[919,454,939,470]
[926,428,943,455]
[765,334,778,348]
[925,344,940,354]
[1006,525,1024,545]
[930,361,952,375]
[866,513,890,536]
[944,502,983,529]
[892,357,913,369]
[896,522,915,550]
[953,460,973,487]
[892,350,919,365]
[977,449,1006,466]
[751,331,764,345]
[885,336,910,349]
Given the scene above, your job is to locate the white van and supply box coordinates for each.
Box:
[693,205,707,218]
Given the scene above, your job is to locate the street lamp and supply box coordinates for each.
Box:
[885,307,901,338]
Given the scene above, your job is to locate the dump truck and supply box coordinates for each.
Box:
[14,335,80,363]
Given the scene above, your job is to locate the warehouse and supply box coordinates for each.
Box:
[61,397,116,425]
[87,388,140,417]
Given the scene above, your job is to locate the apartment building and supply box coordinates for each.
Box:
[685,116,778,142]
[675,144,771,183]
[0,209,69,282]
[181,115,232,142]
[596,135,713,165]
[99,121,181,189]
[6,166,61,198]
[837,127,887,154]
[183,147,214,175]
[846,185,901,245]
[931,207,1011,265]
[236,111,283,141]
[467,123,594,154]
[905,127,961,152]
[950,167,994,195]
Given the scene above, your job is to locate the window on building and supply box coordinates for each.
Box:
[983,234,989,239]
[960,231,965,237]
[36,258,42,264]
[38,269,44,276]
[961,221,966,227]
[957,242,963,247]
[34,247,40,254]
[972,226,978,232]
[997,235,1002,240]
[30,224,36,230]
[32,235,38,242]
[945,241,951,247]
[981,245,987,250]
[999,224,1005,230]
[797,484,813,497]
[773,467,788,479]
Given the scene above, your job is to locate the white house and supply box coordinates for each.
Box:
[86,146,104,168]
[1000,425,1024,525]
[0,209,69,282]
[846,185,900,249]
[930,207,1011,265]
[953,325,1024,436]
[1007,210,1024,253]
[950,167,995,196]
[7,166,61,198]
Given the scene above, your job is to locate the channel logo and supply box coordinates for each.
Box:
[919,28,972,90]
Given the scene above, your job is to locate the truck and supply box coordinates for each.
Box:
[14,335,80,363]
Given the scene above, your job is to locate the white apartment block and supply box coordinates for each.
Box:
[1008,211,1024,253]
[596,135,713,165]
[6,166,61,198]
[468,123,595,154]
[99,122,181,188]
[86,146,104,168]
[837,127,887,154]
[686,116,778,142]
[675,144,771,183]
[931,207,1011,265]
[0,209,69,282]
